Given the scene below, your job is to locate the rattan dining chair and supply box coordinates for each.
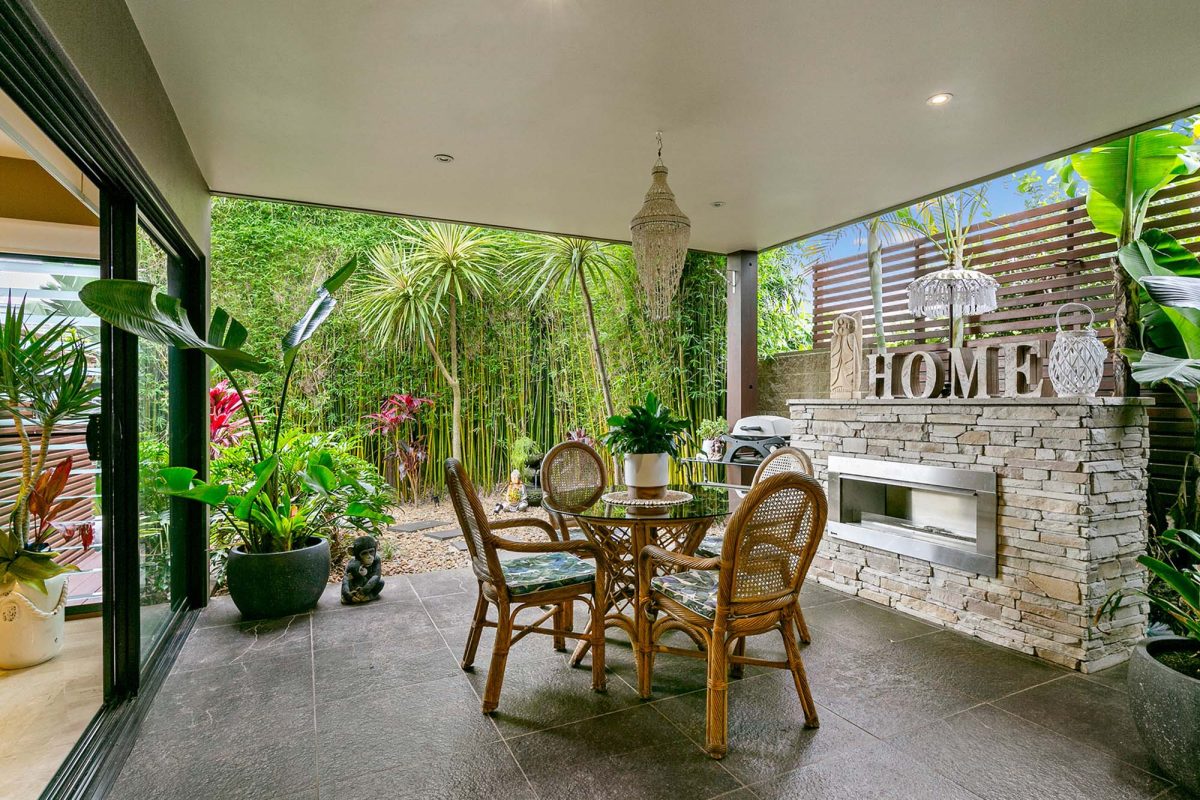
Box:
[636,471,828,758]
[444,458,607,713]
[698,446,816,646]
[541,440,608,542]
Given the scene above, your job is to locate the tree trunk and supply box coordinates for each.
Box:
[866,219,886,352]
[1112,257,1139,397]
[578,267,615,419]
[449,293,463,461]
[1113,138,1140,398]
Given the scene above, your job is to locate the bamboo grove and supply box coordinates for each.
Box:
[210,198,727,494]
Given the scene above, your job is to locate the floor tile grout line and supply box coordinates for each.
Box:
[984,700,1175,784]
[411,578,543,800]
[644,700,749,791]
[309,613,320,800]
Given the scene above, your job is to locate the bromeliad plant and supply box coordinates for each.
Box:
[0,298,95,593]
[79,258,385,554]
[600,392,689,457]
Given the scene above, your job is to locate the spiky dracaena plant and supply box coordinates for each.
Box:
[352,222,499,461]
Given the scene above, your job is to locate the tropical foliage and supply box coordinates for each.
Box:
[209,198,726,494]
[0,298,95,591]
[1072,128,1200,393]
[508,236,622,417]
[353,222,500,462]
[79,259,390,553]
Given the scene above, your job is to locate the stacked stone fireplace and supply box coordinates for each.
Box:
[788,397,1150,672]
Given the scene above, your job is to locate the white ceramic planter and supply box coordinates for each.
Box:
[0,574,69,669]
[624,453,669,499]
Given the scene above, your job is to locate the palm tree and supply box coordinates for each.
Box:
[509,236,621,419]
[821,216,912,352]
[353,222,498,460]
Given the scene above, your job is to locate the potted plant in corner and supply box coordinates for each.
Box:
[80,258,387,620]
[1106,529,1200,795]
[0,299,95,668]
[600,392,688,500]
[697,417,727,461]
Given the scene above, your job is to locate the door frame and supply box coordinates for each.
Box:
[0,2,209,798]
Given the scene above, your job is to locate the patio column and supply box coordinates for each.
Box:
[725,250,758,422]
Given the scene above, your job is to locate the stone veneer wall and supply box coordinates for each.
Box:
[787,398,1150,672]
[758,351,830,415]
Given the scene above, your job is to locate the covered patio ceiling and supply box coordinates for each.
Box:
[125,0,1200,253]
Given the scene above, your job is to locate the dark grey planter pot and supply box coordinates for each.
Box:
[226,537,330,620]
[1128,636,1200,795]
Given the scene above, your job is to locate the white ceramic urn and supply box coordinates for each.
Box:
[624,453,669,499]
[0,573,69,669]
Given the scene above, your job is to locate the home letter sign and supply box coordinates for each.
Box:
[864,342,1054,399]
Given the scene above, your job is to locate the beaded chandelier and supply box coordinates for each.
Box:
[631,132,690,321]
[907,267,999,319]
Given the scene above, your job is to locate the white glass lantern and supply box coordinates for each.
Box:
[1048,302,1108,397]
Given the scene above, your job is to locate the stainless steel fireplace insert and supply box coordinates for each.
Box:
[826,456,997,576]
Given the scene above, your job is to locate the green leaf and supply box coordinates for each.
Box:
[234,456,278,520]
[1127,350,1200,388]
[79,280,269,374]
[282,257,358,370]
[157,467,231,506]
[1071,130,1196,238]
[345,501,387,520]
[1137,555,1200,614]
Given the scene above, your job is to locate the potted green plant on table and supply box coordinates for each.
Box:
[80,258,388,620]
[0,299,95,668]
[600,393,688,500]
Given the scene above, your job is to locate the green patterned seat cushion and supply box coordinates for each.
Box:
[500,552,595,595]
[696,531,724,558]
[652,569,719,618]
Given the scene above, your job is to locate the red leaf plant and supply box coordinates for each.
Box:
[364,394,433,500]
[28,456,75,548]
[210,379,256,455]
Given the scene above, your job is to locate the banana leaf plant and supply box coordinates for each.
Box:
[1117,228,1200,530]
[1070,128,1200,393]
[78,258,377,553]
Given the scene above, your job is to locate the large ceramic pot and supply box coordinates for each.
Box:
[624,453,669,500]
[1128,636,1200,794]
[0,573,69,669]
[226,537,330,620]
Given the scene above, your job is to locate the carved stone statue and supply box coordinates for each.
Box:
[829,312,863,399]
[494,469,529,514]
[341,535,384,605]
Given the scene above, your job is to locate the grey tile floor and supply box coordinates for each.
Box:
[108,570,1189,800]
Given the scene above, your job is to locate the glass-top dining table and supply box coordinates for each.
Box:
[542,484,732,664]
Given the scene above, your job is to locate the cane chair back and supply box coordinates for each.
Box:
[542,441,607,517]
[751,446,813,485]
[720,472,827,607]
[445,458,504,584]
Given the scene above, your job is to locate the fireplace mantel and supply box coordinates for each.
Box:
[786,397,1150,672]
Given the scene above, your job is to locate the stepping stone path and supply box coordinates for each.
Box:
[423,528,463,541]
[392,519,452,533]
[450,539,468,551]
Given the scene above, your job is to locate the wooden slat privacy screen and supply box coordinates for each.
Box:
[808,177,1200,510]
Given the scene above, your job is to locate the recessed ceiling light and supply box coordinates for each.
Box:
[926,92,954,107]
[710,201,726,208]
[433,153,454,163]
